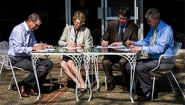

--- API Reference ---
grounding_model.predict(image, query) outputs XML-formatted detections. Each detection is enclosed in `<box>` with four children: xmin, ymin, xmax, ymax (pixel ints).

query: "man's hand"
<box><xmin>110</xmin><ymin>42</ymin><xmax>122</xmax><ymax>46</ymax></box>
<box><xmin>101</xmin><ymin>40</ymin><xmax>108</xmax><ymax>47</ymax></box>
<box><xmin>32</xmin><ymin>44</ymin><xmax>45</xmax><ymax>51</ymax></box>
<box><xmin>125</xmin><ymin>40</ymin><xmax>134</xmax><ymax>47</ymax></box>
<box><xmin>130</xmin><ymin>46</ymin><xmax>142</xmax><ymax>52</ymax></box>
<box><xmin>44</xmin><ymin>44</ymin><xmax>54</xmax><ymax>49</ymax></box>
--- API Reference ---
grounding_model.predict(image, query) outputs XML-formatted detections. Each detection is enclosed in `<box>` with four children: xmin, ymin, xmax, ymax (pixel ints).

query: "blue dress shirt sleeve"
<box><xmin>134</xmin><ymin>21</ymin><xmax>174</xmax><ymax>59</ymax></box>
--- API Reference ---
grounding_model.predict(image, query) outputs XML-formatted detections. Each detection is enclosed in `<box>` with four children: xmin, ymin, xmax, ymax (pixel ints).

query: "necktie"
<box><xmin>118</xmin><ymin>25</ymin><xmax>124</xmax><ymax>42</ymax></box>
<box><xmin>74</xmin><ymin>30</ymin><xmax>78</xmax><ymax>44</ymax></box>
<box><xmin>150</xmin><ymin>29</ymin><xmax>156</xmax><ymax>46</ymax></box>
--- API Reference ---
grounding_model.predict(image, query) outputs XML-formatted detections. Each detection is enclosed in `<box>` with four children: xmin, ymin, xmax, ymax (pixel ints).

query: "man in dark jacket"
<box><xmin>101</xmin><ymin>7</ymin><xmax>138</xmax><ymax>91</ymax></box>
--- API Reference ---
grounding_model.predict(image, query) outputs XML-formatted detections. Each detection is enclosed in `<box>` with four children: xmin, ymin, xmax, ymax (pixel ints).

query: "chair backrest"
<box><xmin>154</xmin><ymin>41</ymin><xmax>182</xmax><ymax>72</ymax></box>
<box><xmin>0</xmin><ymin>41</ymin><xmax>9</xmax><ymax>65</ymax></box>
<box><xmin>0</xmin><ymin>41</ymin><xmax>24</xmax><ymax>71</ymax></box>
<box><xmin>90</xmin><ymin>36</ymin><xmax>93</xmax><ymax>46</ymax></box>
<box><xmin>0</xmin><ymin>41</ymin><xmax>10</xmax><ymax>72</ymax></box>
<box><xmin>174</xmin><ymin>41</ymin><xmax>182</xmax><ymax>56</ymax></box>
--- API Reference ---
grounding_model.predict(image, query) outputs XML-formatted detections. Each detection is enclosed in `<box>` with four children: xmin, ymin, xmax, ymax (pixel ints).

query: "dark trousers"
<box><xmin>125</xmin><ymin>59</ymin><xmax>158</xmax><ymax>93</ymax></box>
<box><xmin>102</xmin><ymin>55</ymin><xmax>128</xmax><ymax>85</ymax></box>
<box><xmin>10</xmin><ymin>56</ymin><xmax>53</xmax><ymax>88</ymax></box>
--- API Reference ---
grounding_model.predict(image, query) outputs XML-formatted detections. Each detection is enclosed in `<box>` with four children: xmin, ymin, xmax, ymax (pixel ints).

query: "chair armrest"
<box><xmin>158</xmin><ymin>54</ymin><xmax>175</xmax><ymax>63</ymax></box>
<box><xmin>150</xmin><ymin>54</ymin><xmax>175</xmax><ymax>72</ymax></box>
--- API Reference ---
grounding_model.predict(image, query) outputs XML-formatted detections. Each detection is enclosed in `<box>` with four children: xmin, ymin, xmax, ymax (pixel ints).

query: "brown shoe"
<box><xmin>19</xmin><ymin>85</ymin><xmax>29</xmax><ymax>97</ymax></box>
<box><xmin>107</xmin><ymin>81</ymin><xmax>115</xmax><ymax>91</ymax></box>
<box><xmin>26</xmin><ymin>87</ymin><xmax>38</xmax><ymax>96</ymax></box>
<box><xmin>122</xmin><ymin>85</ymin><xmax>128</xmax><ymax>91</ymax></box>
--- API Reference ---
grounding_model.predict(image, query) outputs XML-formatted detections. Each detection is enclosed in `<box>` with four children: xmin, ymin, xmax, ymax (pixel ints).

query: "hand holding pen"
<box><xmin>32</xmin><ymin>42</ymin><xmax>45</xmax><ymax>50</ymax></box>
<box><xmin>100</xmin><ymin>38</ymin><xmax>108</xmax><ymax>47</ymax></box>
<box><xmin>125</xmin><ymin>37</ymin><xmax>134</xmax><ymax>47</ymax></box>
<box><xmin>68</xmin><ymin>38</ymin><xmax>77</xmax><ymax>47</ymax></box>
<box><xmin>40</xmin><ymin>41</ymin><xmax>54</xmax><ymax>49</ymax></box>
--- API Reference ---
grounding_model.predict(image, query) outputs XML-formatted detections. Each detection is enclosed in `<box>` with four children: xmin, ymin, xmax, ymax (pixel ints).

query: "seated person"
<box><xmin>101</xmin><ymin>7</ymin><xmax>138</xmax><ymax>91</ymax></box>
<box><xmin>8</xmin><ymin>13</ymin><xmax>53</xmax><ymax>97</ymax></box>
<box><xmin>58</xmin><ymin>11</ymin><xmax>92</xmax><ymax>93</ymax></box>
<box><xmin>125</xmin><ymin>8</ymin><xmax>174</xmax><ymax>101</ymax></box>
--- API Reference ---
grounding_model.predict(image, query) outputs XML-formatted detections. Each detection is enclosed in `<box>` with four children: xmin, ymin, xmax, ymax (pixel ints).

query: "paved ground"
<box><xmin>0</xmin><ymin>54</ymin><xmax>185</xmax><ymax>105</ymax></box>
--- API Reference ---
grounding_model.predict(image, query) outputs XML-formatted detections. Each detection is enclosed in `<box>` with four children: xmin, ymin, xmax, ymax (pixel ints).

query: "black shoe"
<box><xmin>107</xmin><ymin>81</ymin><xmax>115</xmax><ymax>91</ymax></box>
<box><xmin>78</xmin><ymin>88</ymin><xmax>88</xmax><ymax>94</ymax></box>
<box><xmin>73</xmin><ymin>88</ymin><xmax>88</xmax><ymax>94</ymax></box>
<box><xmin>73</xmin><ymin>89</ymin><xmax>82</xmax><ymax>94</ymax></box>
<box><xmin>136</xmin><ymin>87</ymin><xmax>143</xmax><ymax>97</ymax></box>
<box><xmin>137</xmin><ymin>89</ymin><xmax>158</xmax><ymax>101</ymax></box>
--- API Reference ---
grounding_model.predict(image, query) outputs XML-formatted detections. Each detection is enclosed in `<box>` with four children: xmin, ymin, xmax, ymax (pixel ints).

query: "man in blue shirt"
<box><xmin>125</xmin><ymin>8</ymin><xmax>174</xmax><ymax>101</ymax></box>
<box><xmin>8</xmin><ymin>13</ymin><xmax>53</xmax><ymax>97</ymax></box>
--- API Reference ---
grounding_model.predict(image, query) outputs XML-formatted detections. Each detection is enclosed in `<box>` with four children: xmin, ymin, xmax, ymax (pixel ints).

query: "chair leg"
<box><xmin>169</xmin><ymin>71</ymin><xmax>185</xmax><ymax>98</ymax></box>
<box><xmin>59</xmin><ymin>68</ymin><xmax>63</xmax><ymax>88</ymax></box>
<box><xmin>104</xmin><ymin>73</ymin><xmax>107</xmax><ymax>90</ymax></box>
<box><xmin>8</xmin><ymin>76</ymin><xmax>14</xmax><ymax>90</ymax></box>
<box><xmin>14</xmin><ymin>76</ymin><xmax>23</xmax><ymax>99</ymax></box>
<box><xmin>49</xmin><ymin>71</ymin><xmax>52</xmax><ymax>91</ymax></box>
<box><xmin>0</xmin><ymin>65</ymin><xmax>3</xmax><ymax>74</ymax></box>
<box><xmin>0</xmin><ymin>59</ymin><xmax>6</xmax><ymax>74</ymax></box>
<box><xmin>11</xmin><ymin>69</ymin><xmax>22</xmax><ymax>99</ymax></box>
<box><xmin>166</xmin><ymin>72</ymin><xmax>175</xmax><ymax>92</ymax></box>
<box><xmin>151</xmin><ymin>72</ymin><xmax>156</xmax><ymax>101</ymax></box>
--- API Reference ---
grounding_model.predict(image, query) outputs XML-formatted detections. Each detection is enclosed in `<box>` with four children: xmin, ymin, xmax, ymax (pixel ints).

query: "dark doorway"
<box><xmin>0</xmin><ymin>0</ymin><xmax>102</xmax><ymax>45</ymax></box>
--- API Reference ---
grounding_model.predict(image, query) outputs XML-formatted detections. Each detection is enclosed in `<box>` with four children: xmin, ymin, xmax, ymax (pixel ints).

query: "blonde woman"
<box><xmin>58</xmin><ymin>11</ymin><xmax>92</xmax><ymax>93</ymax></box>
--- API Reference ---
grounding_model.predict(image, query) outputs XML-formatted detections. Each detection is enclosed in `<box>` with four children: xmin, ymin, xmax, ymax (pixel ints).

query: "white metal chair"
<box><xmin>150</xmin><ymin>41</ymin><xmax>185</xmax><ymax>101</ymax></box>
<box><xmin>0</xmin><ymin>41</ymin><xmax>53</xmax><ymax>99</ymax></box>
<box><xmin>0</xmin><ymin>41</ymin><xmax>24</xmax><ymax>99</ymax></box>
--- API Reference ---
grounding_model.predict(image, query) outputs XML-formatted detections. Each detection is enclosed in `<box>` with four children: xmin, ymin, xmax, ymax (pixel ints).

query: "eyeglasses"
<box><xmin>146</xmin><ymin>19</ymin><xmax>155</xmax><ymax>23</ymax></box>
<box><xmin>32</xmin><ymin>21</ymin><xmax>39</xmax><ymax>27</ymax></box>
<box><xmin>74</xmin><ymin>21</ymin><xmax>82</xmax><ymax>25</ymax></box>
<box><xmin>118</xmin><ymin>16</ymin><xmax>128</xmax><ymax>21</ymax></box>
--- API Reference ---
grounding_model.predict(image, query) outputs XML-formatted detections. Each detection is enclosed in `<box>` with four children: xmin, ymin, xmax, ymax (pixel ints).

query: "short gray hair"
<box><xmin>27</xmin><ymin>13</ymin><xmax>42</xmax><ymax>24</ymax></box>
<box><xmin>145</xmin><ymin>8</ymin><xmax>161</xmax><ymax>19</ymax></box>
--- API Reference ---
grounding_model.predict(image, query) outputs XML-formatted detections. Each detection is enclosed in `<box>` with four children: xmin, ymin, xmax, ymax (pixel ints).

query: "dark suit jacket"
<box><xmin>102</xmin><ymin>20</ymin><xmax>138</xmax><ymax>44</ymax></box>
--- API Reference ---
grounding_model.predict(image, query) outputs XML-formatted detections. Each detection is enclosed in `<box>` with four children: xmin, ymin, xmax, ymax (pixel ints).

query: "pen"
<box><xmin>127</xmin><ymin>37</ymin><xmax>130</xmax><ymax>41</ymax></box>
<box><xmin>100</xmin><ymin>38</ymin><xmax>104</xmax><ymax>42</ymax></box>
<box><xmin>71</xmin><ymin>38</ymin><xmax>73</xmax><ymax>42</ymax></box>
<box><xmin>125</xmin><ymin>37</ymin><xmax>130</xmax><ymax>48</ymax></box>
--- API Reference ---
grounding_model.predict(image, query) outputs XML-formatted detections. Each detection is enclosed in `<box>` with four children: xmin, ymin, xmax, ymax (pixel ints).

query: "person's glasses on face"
<box><xmin>146</xmin><ymin>18</ymin><xmax>155</xmax><ymax>23</ymax></box>
<box><xmin>32</xmin><ymin>21</ymin><xmax>39</xmax><ymax>27</ymax></box>
<box><xmin>118</xmin><ymin>16</ymin><xmax>128</xmax><ymax>21</ymax></box>
<box><xmin>74</xmin><ymin>21</ymin><xmax>81</xmax><ymax>26</ymax></box>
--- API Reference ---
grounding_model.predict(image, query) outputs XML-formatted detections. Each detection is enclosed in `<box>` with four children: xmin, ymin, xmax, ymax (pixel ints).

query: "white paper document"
<box><xmin>96</xmin><ymin>45</ymin><xmax>125</xmax><ymax>49</ymax></box>
<box><xmin>62</xmin><ymin>47</ymin><xmax>81</xmax><ymax>49</ymax></box>
<box><xmin>116</xmin><ymin>48</ymin><xmax>130</xmax><ymax>51</ymax></box>
<box><xmin>36</xmin><ymin>49</ymin><xmax>55</xmax><ymax>52</ymax></box>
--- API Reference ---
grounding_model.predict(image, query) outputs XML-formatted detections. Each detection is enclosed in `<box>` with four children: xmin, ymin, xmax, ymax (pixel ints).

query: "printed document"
<box><xmin>96</xmin><ymin>45</ymin><xmax>125</xmax><ymax>49</ymax></box>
